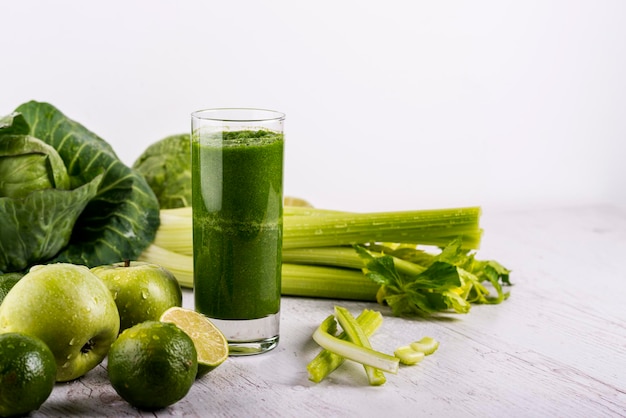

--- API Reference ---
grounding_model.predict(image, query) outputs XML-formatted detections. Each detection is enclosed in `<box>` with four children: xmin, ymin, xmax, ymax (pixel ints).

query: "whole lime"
<box><xmin>0</xmin><ymin>333</ymin><xmax>57</xmax><ymax>417</ymax></box>
<box><xmin>107</xmin><ymin>321</ymin><xmax>198</xmax><ymax>410</ymax></box>
<box><xmin>91</xmin><ymin>261</ymin><xmax>182</xmax><ymax>332</ymax></box>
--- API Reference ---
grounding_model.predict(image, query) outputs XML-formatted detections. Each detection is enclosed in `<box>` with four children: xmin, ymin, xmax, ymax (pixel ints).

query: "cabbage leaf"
<box><xmin>0</xmin><ymin>135</ymin><xmax>71</xmax><ymax>198</ymax></box>
<box><xmin>0</xmin><ymin>173</ymin><xmax>102</xmax><ymax>272</ymax></box>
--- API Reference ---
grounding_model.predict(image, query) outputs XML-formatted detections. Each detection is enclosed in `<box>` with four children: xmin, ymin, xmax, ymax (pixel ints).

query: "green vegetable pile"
<box><xmin>0</xmin><ymin>101</ymin><xmax>160</xmax><ymax>277</ymax></box>
<box><xmin>134</xmin><ymin>135</ymin><xmax>512</xmax><ymax>317</ymax></box>
<box><xmin>0</xmin><ymin>102</ymin><xmax>512</xmax><ymax>318</ymax></box>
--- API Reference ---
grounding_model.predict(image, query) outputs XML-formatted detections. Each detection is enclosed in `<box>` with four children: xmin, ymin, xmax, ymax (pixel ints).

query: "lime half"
<box><xmin>160</xmin><ymin>307</ymin><xmax>229</xmax><ymax>377</ymax></box>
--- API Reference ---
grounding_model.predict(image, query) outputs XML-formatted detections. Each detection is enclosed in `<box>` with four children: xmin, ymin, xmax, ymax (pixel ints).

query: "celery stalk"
<box><xmin>137</xmin><ymin>246</ymin><xmax>382</xmax><ymax>300</ymax></box>
<box><xmin>281</xmin><ymin>264</ymin><xmax>379</xmax><ymax>301</ymax></box>
<box><xmin>150</xmin><ymin>208</ymin><xmax>193</xmax><ymax>256</ymax></box>
<box><xmin>154</xmin><ymin>206</ymin><xmax>483</xmax><ymax>252</ymax></box>
<box><xmin>312</xmin><ymin>315</ymin><xmax>399</xmax><ymax>374</ymax></box>
<box><xmin>282</xmin><ymin>246</ymin><xmax>427</xmax><ymax>276</ymax></box>
<box><xmin>284</xmin><ymin>206</ymin><xmax>347</xmax><ymax>217</ymax></box>
<box><xmin>138</xmin><ymin>244</ymin><xmax>194</xmax><ymax>287</ymax></box>
<box><xmin>307</xmin><ymin>309</ymin><xmax>383</xmax><ymax>383</ymax></box>
<box><xmin>283</xmin><ymin>207</ymin><xmax>482</xmax><ymax>250</ymax></box>
<box><xmin>282</xmin><ymin>247</ymin><xmax>365</xmax><ymax>269</ymax></box>
<box><xmin>334</xmin><ymin>306</ymin><xmax>386</xmax><ymax>386</ymax></box>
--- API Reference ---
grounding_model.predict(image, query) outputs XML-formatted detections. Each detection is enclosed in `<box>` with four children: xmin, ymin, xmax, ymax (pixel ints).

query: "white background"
<box><xmin>2</xmin><ymin>0</ymin><xmax>625</xmax><ymax>212</ymax></box>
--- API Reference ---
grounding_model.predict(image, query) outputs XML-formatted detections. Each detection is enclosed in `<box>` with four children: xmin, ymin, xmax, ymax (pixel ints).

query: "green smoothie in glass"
<box><xmin>191</xmin><ymin>108</ymin><xmax>284</xmax><ymax>355</ymax></box>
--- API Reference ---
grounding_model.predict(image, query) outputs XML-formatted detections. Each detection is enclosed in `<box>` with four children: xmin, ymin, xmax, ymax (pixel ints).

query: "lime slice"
<box><xmin>160</xmin><ymin>307</ymin><xmax>229</xmax><ymax>376</ymax></box>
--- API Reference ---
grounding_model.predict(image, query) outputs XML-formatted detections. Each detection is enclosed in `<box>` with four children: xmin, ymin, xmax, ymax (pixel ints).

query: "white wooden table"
<box><xmin>35</xmin><ymin>205</ymin><xmax>626</xmax><ymax>417</ymax></box>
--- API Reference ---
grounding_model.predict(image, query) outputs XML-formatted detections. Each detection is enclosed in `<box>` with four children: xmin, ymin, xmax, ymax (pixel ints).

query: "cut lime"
<box><xmin>160</xmin><ymin>307</ymin><xmax>229</xmax><ymax>377</ymax></box>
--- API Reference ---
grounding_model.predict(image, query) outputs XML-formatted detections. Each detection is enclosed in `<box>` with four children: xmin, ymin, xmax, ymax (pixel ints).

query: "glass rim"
<box><xmin>191</xmin><ymin>108</ymin><xmax>285</xmax><ymax>123</ymax></box>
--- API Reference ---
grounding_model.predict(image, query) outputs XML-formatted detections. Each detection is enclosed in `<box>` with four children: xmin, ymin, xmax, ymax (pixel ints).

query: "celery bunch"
<box><xmin>139</xmin><ymin>204</ymin><xmax>511</xmax><ymax>316</ymax></box>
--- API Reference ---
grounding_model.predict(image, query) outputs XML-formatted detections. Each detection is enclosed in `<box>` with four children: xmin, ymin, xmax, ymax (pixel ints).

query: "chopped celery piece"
<box><xmin>394</xmin><ymin>346</ymin><xmax>425</xmax><ymax>365</ymax></box>
<box><xmin>307</xmin><ymin>309</ymin><xmax>383</xmax><ymax>383</ymax></box>
<box><xmin>410</xmin><ymin>337</ymin><xmax>440</xmax><ymax>355</ymax></box>
<box><xmin>312</xmin><ymin>315</ymin><xmax>399</xmax><ymax>375</ymax></box>
<box><xmin>334</xmin><ymin>306</ymin><xmax>386</xmax><ymax>386</ymax></box>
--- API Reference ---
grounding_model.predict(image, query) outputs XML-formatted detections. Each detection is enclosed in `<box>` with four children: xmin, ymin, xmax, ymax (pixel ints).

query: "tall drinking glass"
<box><xmin>191</xmin><ymin>108</ymin><xmax>284</xmax><ymax>355</ymax></box>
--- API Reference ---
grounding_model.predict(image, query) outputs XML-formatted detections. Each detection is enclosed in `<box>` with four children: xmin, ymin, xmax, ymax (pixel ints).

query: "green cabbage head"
<box><xmin>132</xmin><ymin>133</ymin><xmax>191</xmax><ymax>209</ymax></box>
<box><xmin>0</xmin><ymin>117</ymin><xmax>102</xmax><ymax>272</ymax></box>
<box><xmin>0</xmin><ymin>102</ymin><xmax>159</xmax><ymax>274</ymax></box>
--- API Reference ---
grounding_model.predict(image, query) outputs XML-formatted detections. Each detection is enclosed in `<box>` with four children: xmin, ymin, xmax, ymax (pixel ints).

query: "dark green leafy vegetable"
<box><xmin>132</xmin><ymin>134</ymin><xmax>191</xmax><ymax>209</ymax></box>
<box><xmin>0</xmin><ymin>113</ymin><xmax>102</xmax><ymax>272</ymax></box>
<box><xmin>356</xmin><ymin>239</ymin><xmax>511</xmax><ymax>316</ymax></box>
<box><xmin>0</xmin><ymin>101</ymin><xmax>160</xmax><ymax>273</ymax></box>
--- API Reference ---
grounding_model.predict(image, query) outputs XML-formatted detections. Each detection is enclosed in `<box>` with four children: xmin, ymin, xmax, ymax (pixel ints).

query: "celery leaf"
<box><xmin>354</xmin><ymin>240</ymin><xmax>511</xmax><ymax>317</ymax></box>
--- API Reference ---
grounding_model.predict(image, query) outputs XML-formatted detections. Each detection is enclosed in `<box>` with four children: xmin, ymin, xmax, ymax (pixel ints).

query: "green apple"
<box><xmin>0</xmin><ymin>263</ymin><xmax>120</xmax><ymax>382</ymax></box>
<box><xmin>91</xmin><ymin>261</ymin><xmax>182</xmax><ymax>332</ymax></box>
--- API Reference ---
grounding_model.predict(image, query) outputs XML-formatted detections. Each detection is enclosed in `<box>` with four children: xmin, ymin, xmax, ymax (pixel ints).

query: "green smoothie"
<box><xmin>192</xmin><ymin>130</ymin><xmax>283</xmax><ymax>320</ymax></box>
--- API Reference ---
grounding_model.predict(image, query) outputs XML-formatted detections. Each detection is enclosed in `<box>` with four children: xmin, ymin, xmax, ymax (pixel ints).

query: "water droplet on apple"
<box><xmin>69</xmin><ymin>337</ymin><xmax>76</xmax><ymax>346</ymax></box>
<box><xmin>62</xmin><ymin>361</ymin><xmax>70</xmax><ymax>368</ymax></box>
<box><xmin>141</xmin><ymin>291</ymin><xmax>149</xmax><ymax>300</ymax></box>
